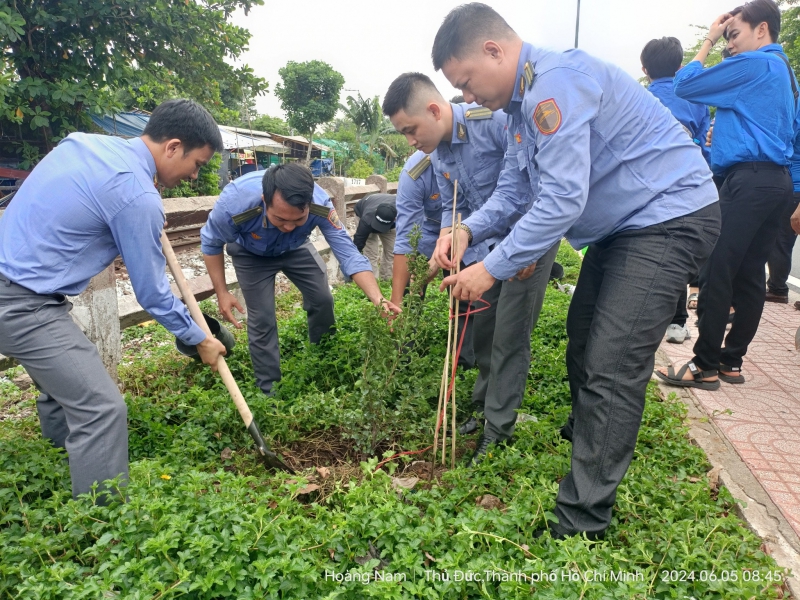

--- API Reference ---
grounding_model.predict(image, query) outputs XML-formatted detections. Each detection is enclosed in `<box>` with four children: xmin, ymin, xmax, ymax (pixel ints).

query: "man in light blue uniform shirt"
<box><xmin>390</xmin><ymin>151</ymin><xmax>442</xmax><ymax>304</ymax></box>
<box><xmin>660</xmin><ymin>0</ymin><xmax>796</xmax><ymax>389</ymax></box>
<box><xmin>641</xmin><ymin>36</ymin><xmax>714</xmax><ymax>345</ymax></box>
<box><xmin>0</xmin><ymin>99</ymin><xmax>228</xmax><ymax>501</ymax></box>
<box><xmin>201</xmin><ymin>163</ymin><xmax>399</xmax><ymax>396</ymax></box>
<box><xmin>384</xmin><ymin>72</ymin><xmax>559</xmax><ymax>462</ymax></box>
<box><xmin>433</xmin><ymin>3</ymin><xmax>719</xmax><ymax>539</ymax></box>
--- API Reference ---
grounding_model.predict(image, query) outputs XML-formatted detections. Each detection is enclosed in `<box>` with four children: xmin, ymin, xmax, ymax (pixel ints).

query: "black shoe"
<box><xmin>559</xmin><ymin>414</ymin><xmax>574</xmax><ymax>442</ymax></box>
<box><xmin>468</xmin><ymin>434</ymin><xmax>511</xmax><ymax>466</ymax></box>
<box><xmin>533</xmin><ymin>521</ymin><xmax>605</xmax><ymax>541</ymax></box>
<box><xmin>549</xmin><ymin>261</ymin><xmax>564</xmax><ymax>281</ymax></box>
<box><xmin>765</xmin><ymin>291</ymin><xmax>789</xmax><ymax>304</ymax></box>
<box><xmin>446</xmin><ymin>416</ymin><xmax>479</xmax><ymax>436</ymax></box>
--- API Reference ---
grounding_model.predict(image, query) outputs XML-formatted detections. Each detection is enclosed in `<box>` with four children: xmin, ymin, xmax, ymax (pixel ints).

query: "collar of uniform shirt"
<box><xmin>506</xmin><ymin>42</ymin><xmax>536</xmax><ymax>113</ymax></box>
<box><xmin>449</xmin><ymin>102</ymin><xmax>468</xmax><ymax>145</ymax></box>
<box><xmin>130</xmin><ymin>137</ymin><xmax>157</xmax><ymax>182</ymax></box>
<box><xmin>649</xmin><ymin>77</ymin><xmax>674</xmax><ymax>86</ymax></box>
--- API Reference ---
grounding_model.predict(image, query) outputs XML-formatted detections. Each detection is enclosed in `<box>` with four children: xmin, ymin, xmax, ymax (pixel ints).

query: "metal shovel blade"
<box><xmin>247</xmin><ymin>419</ymin><xmax>295</xmax><ymax>474</ymax></box>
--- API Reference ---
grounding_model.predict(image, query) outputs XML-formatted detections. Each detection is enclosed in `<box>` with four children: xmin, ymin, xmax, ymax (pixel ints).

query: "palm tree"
<box><xmin>340</xmin><ymin>93</ymin><xmax>397</xmax><ymax>160</ymax></box>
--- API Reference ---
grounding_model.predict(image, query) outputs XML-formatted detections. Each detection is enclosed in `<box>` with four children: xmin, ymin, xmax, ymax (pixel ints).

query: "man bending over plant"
<box><xmin>200</xmin><ymin>164</ymin><xmax>400</xmax><ymax>397</ymax></box>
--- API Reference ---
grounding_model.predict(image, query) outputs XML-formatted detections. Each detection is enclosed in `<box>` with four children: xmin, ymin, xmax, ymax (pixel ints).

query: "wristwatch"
<box><xmin>456</xmin><ymin>223</ymin><xmax>473</xmax><ymax>245</ymax></box>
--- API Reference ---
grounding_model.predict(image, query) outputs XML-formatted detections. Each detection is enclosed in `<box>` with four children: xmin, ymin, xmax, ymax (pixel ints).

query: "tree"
<box><xmin>339</xmin><ymin>93</ymin><xmax>397</xmax><ymax>157</ymax></box>
<box><xmin>682</xmin><ymin>26</ymin><xmax>725</xmax><ymax>69</ymax></box>
<box><xmin>0</xmin><ymin>0</ymin><xmax>267</xmax><ymax>163</ymax></box>
<box><xmin>275</xmin><ymin>60</ymin><xmax>344</xmax><ymax>164</ymax></box>
<box><xmin>248</xmin><ymin>114</ymin><xmax>292</xmax><ymax>135</ymax></box>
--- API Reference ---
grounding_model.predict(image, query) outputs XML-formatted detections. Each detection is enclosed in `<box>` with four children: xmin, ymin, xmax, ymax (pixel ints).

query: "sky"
<box><xmin>229</xmin><ymin>0</ymin><xmax>735</xmax><ymax>120</ymax></box>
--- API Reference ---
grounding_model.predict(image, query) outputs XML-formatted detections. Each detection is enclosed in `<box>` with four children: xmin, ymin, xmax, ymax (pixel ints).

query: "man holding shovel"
<box><xmin>200</xmin><ymin>163</ymin><xmax>400</xmax><ymax>397</ymax></box>
<box><xmin>0</xmin><ymin>99</ymin><xmax>228</xmax><ymax>501</ymax></box>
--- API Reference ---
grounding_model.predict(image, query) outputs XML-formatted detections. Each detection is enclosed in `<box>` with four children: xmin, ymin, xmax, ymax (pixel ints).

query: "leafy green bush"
<box><xmin>161</xmin><ymin>152</ymin><xmax>222</xmax><ymax>198</ymax></box>
<box><xmin>0</xmin><ymin>242</ymin><xmax>787</xmax><ymax>599</ymax></box>
<box><xmin>347</xmin><ymin>158</ymin><xmax>373</xmax><ymax>179</ymax></box>
<box><xmin>385</xmin><ymin>165</ymin><xmax>402</xmax><ymax>182</ymax></box>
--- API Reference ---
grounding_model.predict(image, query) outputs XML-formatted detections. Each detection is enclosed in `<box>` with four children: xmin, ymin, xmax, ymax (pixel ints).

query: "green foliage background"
<box><xmin>0</xmin><ymin>243</ymin><xmax>788</xmax><ymax>598</ymax></box>
<box><xmin>0</xmin><ymin>0</ymin><xmax>267</xmax><ymax>162</ymax></box>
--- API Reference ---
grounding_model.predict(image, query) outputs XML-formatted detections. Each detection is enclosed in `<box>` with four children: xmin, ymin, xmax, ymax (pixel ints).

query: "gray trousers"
<box><xmin>471</xmin><ymin>241</ymin><xmax>559</xmax><ymax>440</ymax></box>
<box><xmin>0</xmin><ymin>276</ymin><xmax>128</xmax><ymax>499</ymax></box>
<box><xmin>559</xmin><ymin>203</ymin><xmax>720</xmax><ymax>534</ymax></box>
<box><xmin>227</xmin><ymin>241</ymin><xmax>334</xmax><ymax>394</ymax></box>
<box><xmin>363</xmin><ymin>230</ymin><xmax>396</xmax><ymax>281</ymax></box>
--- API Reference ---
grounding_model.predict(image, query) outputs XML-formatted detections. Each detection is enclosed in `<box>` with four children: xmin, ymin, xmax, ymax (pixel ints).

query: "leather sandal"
<box><xmin>655</xmin><ymin>361</ymin><xmax>720</xmax><ymax>390</ymax></box>
<box><xmin>718</xmin><ymin>364</ymin><xmax>745</xmax><ymax>384</ymax></box>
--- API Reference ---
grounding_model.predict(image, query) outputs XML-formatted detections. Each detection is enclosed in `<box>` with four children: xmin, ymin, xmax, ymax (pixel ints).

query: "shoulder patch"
<box><xmin>309</xmin><ymin>203</ymin><xmax>331</xmax><ymax>218</ymax></box>
<box><xmin>407</xmin><ymin>155</ymin><xmax>431</xmax><ymax>180</ymax></box>
<box><xmin>464</xmin><ymin>107</ymin><xmax>492</xmax><ymax>120</ymax></box>
<box><xmin>231</xmin><ymin>205</ymin><xmax>263</xmax><ymax>226</ymax></box>
<box><xmin>327</xmin><ymin>208</ymin><xmax>342</xmax><ymax>230</ymax></box>
<box><xmin>533</xmin><ymin>99</ymin><xmax>562</xmax><ymax>135</ymax></box>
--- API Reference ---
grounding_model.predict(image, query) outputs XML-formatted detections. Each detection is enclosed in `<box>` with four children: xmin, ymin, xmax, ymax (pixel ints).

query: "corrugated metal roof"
<box><xmin>89</xmin><ymin>113</ymin><xmax>288</xmax><ymax>153</ymax></box>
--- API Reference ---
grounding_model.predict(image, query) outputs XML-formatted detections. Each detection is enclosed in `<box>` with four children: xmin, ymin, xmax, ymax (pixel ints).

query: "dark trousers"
<box><xmin>558</xmin><ymin>203</ymin><xmax>720</xmax><ymax>533</ymax></box>
<box><xmin>434</xmin><ymin>266</ymin><xmax>476</xmax><ymax>369</ymax></box>
<box><xmin>671</xmin><ymin>287</ymin><xmax>689</xmax><ymax>326</ymax></box>
<box><xmin>471</xmin><ymin>241</ymin><xmax>559</xmax><ymax>440</ymax></box>
<box><xmin>766</xmin><ymin>192</ymin><xmax>800</xmax><ymax>296</ymax></box>
<box><xmin>227</xmin><ymin>241</ymin><xmax>335</xmax><ymax>394</ymax></box>
<box><xmin>693</xmin><ymin>164</ymin><xmax>792</xmax><ymax>371</ymax></box>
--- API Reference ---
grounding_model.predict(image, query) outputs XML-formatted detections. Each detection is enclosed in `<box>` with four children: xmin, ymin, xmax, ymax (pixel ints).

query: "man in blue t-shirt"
<box><xmin>659</xmin><ymin>0</ymin><xmax>797</xmax><ymax>389</ymax></box>
<box><xmin>641</xmin><ymin>36</ymin><xmax>713</xmax><ymax>344</ymax></box>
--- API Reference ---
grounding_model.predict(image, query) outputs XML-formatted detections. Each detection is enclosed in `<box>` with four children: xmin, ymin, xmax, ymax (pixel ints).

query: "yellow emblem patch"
<box><xmin>251</xmin><ymin>232</ymin><xmax>262</xmax><ymax>240</ymax></box>
<box><xmin>533</xmin><ymin>98</ymin><xmax>562</xmax><ymax>135</ymax></box>
<box><xmin>430</xmin><ymin>193</ymin><xmax>440</xmax><ymax>200</ymax></box>
<box><xmin>443</xmin><ymin>172</ymin><xmax>450</xmax><ymax>180</ymax></box>
<box><xmin>514</xmin><ymin>132</ymin><xmax>522</xmax><ymax>144</ymax></box>
<box><xmin>327</xmin><ymin>208</ymin><xmax>342</xmax><ymax>230</ymax></box>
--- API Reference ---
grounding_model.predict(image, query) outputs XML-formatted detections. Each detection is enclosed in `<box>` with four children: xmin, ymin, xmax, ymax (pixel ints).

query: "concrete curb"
<box><xmin>654</xmin><ymin>348</ymin><xmax>800</xmax><ymax>598</ymax></box>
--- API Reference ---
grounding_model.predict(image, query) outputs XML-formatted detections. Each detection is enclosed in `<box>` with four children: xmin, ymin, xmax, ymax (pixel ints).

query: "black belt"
<box><xmin>726</xmin><ymin>161</ymin><xmax>788</xmax><ymax>176</ymax></box>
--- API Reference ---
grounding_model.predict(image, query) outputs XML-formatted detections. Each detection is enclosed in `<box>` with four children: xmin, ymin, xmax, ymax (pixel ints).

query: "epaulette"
<box><xmin>309</xmin><ymin>203</ymin><xmax>331</xmax><ymax>218</ymax></box>
<box><xmin>231</xmin><ymin>205</ymin><xmax>263</xmax><ymax>225</ymax></box>
<box><xmin>407</xmin><ymin>155</ymin><xmax>431</xmax><ymax>180</ymax></box>
<box><xmin>464</xmin><ymin>107</ymin><xmax>493</xmax><ymax>120</ymax></box>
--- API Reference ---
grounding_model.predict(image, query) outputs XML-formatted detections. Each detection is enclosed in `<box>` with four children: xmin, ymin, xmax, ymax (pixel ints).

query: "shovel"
<box><xmin>160</xmin><ymin>230</ymin><xmax>295</xmax><ymax>474</ymax></box>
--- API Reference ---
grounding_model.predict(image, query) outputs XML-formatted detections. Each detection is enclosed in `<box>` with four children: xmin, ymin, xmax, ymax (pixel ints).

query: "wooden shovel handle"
<box><xmin>160</xmin><ymin>230</ymin><xmax>254</xmax><ymax>426</ymax></box>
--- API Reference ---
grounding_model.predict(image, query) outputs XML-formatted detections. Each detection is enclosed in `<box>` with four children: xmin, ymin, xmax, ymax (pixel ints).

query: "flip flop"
<box><xmin>655</xmin><ymin>362</ymin><xmax>720</xmax><ymax>390</ymax></box>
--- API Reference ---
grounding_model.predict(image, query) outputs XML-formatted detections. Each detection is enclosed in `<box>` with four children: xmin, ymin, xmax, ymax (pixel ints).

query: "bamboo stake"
<box><xmin>441</xmin><ymin>181</ymin><xmax>460</xmax><ymax>465</ymax></box>
<box><xmin>450</xmin><ymin>213</ymin><xmax>461</xmax><ymax>469</ymax></box>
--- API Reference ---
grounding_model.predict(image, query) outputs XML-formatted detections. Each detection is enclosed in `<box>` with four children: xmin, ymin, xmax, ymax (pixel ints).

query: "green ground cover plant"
<box><xmin>0</xmin><ymin>243</ymin><xmax>790</xmax><ymax>599</ymax></box>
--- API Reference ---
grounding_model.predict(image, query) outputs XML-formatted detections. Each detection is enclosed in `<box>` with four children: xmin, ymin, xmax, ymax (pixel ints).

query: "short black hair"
<box><xmin>261</xmin><ymin>163</ymin><xmax>315</xmax><ymax>209</ymax></box>
<box><xmin>640</xmin><ymin>37</ymin><xmax>684</xmax><ymax>79</ymax></box>
<box><xmin>382</xmin><ymin>72</ymin><xmax>441</xmax><ymax>117</ymax></box>
<box><xmin>432</xmin><ymin>3</ymin><xmax>516</xmax><ymax>71</ymax></box>
<box><xmin>143</xmin><ymin>99</ymin><xmax>223</xmax><ymax>154</ymax></box>
<box><xmin>726</xmin><ymin>0</ymin><xmax>781</xmax><ymax>43</ymax></box>
<box><xmin>450</xmin><ymin>94</ymin><xmax>465</xmax><ymax>103</ymax></box>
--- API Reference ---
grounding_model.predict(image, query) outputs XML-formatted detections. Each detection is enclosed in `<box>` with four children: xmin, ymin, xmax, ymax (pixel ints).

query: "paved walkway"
<box><xmin>658</xmin><ymin>295</ymin><xmax>800</xmax><ymax>537</ymax></box>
